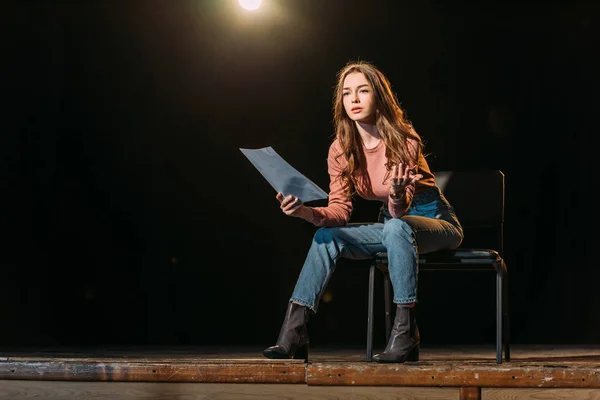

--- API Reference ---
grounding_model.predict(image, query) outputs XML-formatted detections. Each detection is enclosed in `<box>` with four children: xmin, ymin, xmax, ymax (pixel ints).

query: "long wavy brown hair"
<box><xmin>332</xmin><ymin>60</ymin><xmax>423</xmax><ymax>196</ymax></box>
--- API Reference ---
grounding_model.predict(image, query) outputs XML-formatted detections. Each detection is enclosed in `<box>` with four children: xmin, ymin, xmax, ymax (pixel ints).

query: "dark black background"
<box><xmin>1</xmin><ymin>0</ymin><xmax>598</xmax><ymax>349</ymax></box>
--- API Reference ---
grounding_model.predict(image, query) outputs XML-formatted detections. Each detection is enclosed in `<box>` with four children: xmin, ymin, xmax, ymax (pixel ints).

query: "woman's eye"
<box><xmin>360</xmin><ymin>89</ymin><xmax>369</xmax><ymax>93</ymax></box>
<box><xmin>342</xmin><ymin>92</ymin><xmax>350</xmax><ymax>96</ymax></box>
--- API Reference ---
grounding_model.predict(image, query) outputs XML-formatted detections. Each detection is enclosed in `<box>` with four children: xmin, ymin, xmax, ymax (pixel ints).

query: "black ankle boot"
<box><xmin>263</xmin><ymin>302</ymin><xmax>310</xmax><ymax>361</ymax></box>
<box><xmin>372</xmin><ymin>304</ymin><xmax>420</xmax><ymax>363</ymax></box>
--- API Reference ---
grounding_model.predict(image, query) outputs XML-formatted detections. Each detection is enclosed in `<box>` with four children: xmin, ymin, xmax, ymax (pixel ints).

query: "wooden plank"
<box><xmin>485</xmin><ymin>388</ymin><xmax>600</xmax><ymax>399</ymax></box>
<box><xmin>460</xmin><ymin>386</ymin><xmax>481</xmax><ymax>400</ymax></box>
<box><xmin>3</xmin><ymin>358</ymin><xmax>600</xmax><ymax>388</ymax></box>
<box><xmin>0</xmin><ymin>380</ymin><xmax>460</xmax><ymax>400</ymax></box>
<box><xmin>307</xmin><ymin>363</ymin><xmax>600</xmax><ymax>388</ymax></box>
<box><xmin>2</xmin><ymin>345</ymin><xmax>600</xmax><ymax>390</ymax></box>
<box><xmin>3</xmin><ymin>380</ymin><xmax>600</xmax><ymax>400</ymax></box>
<box><xmin>0</xmin><ymin>360</ymin><xmax>306</xmax><ymax>384</ymax></box>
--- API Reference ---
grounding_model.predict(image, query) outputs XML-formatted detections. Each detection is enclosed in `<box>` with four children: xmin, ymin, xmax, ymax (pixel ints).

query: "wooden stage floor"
<box><xmin>1</xmin><ymin>344</ymin><xmax>600</xmax><ymax>399</ymax></box>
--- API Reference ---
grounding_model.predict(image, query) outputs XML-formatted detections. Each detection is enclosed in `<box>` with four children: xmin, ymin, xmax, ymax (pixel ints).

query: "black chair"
<box><xmin>366</xmin><ymin>170</ymin><xmax>510</xmax><ymax>364</ymax></box>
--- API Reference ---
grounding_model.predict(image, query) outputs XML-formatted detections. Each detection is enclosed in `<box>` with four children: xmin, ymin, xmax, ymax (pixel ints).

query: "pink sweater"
<box><xmin>310</xmin><ymin>135</ymin><xmax>435</xmax><ymax>227</ymax></box>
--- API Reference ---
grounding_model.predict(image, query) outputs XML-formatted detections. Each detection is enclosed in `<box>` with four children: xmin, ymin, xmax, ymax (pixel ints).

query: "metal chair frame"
<box><xmin>365</xmin><ymin>170</ymin><xmax>510</xmax><ymax>364</ymax></box>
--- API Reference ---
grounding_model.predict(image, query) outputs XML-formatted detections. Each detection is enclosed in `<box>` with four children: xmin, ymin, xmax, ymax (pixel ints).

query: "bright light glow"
<box><xmin>238</xmin><ymin>0</ymin><xmax>262</xmax><ymax>11</ymax></box>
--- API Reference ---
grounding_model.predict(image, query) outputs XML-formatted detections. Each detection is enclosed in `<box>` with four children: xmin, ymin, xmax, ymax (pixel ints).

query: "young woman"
<box><xmin>263</xmin><ymin>60</ymin><xmax>464</xmax><ymax>363</ymax></box>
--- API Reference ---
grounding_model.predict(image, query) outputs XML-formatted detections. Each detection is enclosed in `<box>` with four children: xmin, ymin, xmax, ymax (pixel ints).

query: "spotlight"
<box><xmin>238</xmin><ymin>0</ymin><xmax>262</xmax><ymax>11</ymax></box>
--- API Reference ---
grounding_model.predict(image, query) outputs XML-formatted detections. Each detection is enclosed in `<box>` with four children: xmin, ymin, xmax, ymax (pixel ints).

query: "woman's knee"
<box><xmin>313</xmin><ymin>227</ymin><xmax>341</xmax><ymax>245</ymax></box>
<box><xmin>382</xmin><ymin>218</ymin><xmax>414</xmax><ymax>241</ymax></box>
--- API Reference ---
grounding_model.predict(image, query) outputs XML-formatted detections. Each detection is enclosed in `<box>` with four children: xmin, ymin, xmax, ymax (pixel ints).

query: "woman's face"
<box><xmin>342</xmin><ymin>72</ymin><xmax>376</xmax><ymax>124</ymax></box>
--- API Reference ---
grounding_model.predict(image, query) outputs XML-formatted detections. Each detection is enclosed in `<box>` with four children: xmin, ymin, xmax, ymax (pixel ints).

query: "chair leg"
<box><xmin>503</xmin><ymin>261</ymin><xmax>510</xmax><ymax>361</ymax></box>
<box><xmin>383</xmin><ymin>272</ymin><xmax>392</xmax><ymax>343</ymax></box>
<box><xmin>383</xmin><ymin>270</ymin><xmax>392</xmax><ymax>343</ymax></box>
<box><xmin>496</xmin><ymin>261</ymin><xmax>503</xmax><ymax>364</ymax></box>
<box><xmin>367</xmin><ymin>263</ymin><xmax>376</xmax><ymax>362</ymax></box>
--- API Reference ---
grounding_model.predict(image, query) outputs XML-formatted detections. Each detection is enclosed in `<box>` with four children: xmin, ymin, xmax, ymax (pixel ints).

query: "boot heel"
<box><xmin>293</xmin><ymin>343</ymin><xmax>309</xmax><ymax>362</ymax></box>
<box><xmin>406</xmin><ymin>346</ymin><xmax>419</xmax><ymax>362</ymax></box>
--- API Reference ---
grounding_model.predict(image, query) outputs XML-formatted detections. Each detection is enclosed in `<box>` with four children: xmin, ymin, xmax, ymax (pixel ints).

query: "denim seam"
<box><xmin>394</xmin><ymin>297</ymin><xmax>418</xmax><ymax>304</ymax></box>
<box><xmin>292</xmin><ymin>254</ymin><xmax>339</xmax><ymax>314</ymax></box>
<box><xmin>315</xmin><ymin>260</ymin><xmax>338</xmax><ymax>313</ymax></box>
<box><xmin>289</xmin><ymin>298</ymin><xmax>316</xmax><ymax>313</ymax></box>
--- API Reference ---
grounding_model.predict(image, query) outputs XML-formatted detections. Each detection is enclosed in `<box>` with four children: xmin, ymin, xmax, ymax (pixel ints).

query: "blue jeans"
<box><xmin>290</xmin><ymin>186</ymin><xmax>464</xmax><ymax>313</ymax></box>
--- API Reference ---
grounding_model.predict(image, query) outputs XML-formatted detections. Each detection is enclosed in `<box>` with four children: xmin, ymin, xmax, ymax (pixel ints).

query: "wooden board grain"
<box><xmin>0</xmin><ymin>381</ymin><xmax>460</xmax><ymax>400</ymax></box>
<box><xmin>0</xmin><ymin>360</ymin><xmax>306</xmax><ymax>384</ymax></box>
<box><xmin>306</xmin><ymin>362</ymin><xmax>600</xmax><ymax>388</ymax></box>
<box><xmin>2</xmin><ymin>381</ymin><xmax>600</xmax><ymax>400</ymax></box>
<box><xmin>1</xmin><ymin>344</ymin><xmax>600</xmax><ymax>389</ymax></box>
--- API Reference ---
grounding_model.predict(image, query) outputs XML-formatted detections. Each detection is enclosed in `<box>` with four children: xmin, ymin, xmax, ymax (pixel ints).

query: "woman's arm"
<box><xmin>308</xmin><ymin>141</ymin><xmax>353</xmax><ymax>227</ymax></box>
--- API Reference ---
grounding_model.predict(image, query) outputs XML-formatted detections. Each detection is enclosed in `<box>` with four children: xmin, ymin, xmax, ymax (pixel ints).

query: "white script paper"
<box><xmin>240</xmin><ymin>147</ymin><xmax>328</xmax><ymax>203</ymax></box>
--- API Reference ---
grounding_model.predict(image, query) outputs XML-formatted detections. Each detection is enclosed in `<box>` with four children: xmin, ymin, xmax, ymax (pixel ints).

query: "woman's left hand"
<box><xmin>276</xmin><ymin>192</ymin><xmax>314</xmax><ymax>221</ymax></box>
<box><xmin>390</xmin><ymin>163</ymin><xmax>423</xmax><ymax>199</ymax></box>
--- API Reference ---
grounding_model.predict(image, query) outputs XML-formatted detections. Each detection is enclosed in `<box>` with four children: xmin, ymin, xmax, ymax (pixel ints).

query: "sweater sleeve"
<box><xmin>309</xmin><ymin>141</ymin><xmax>353</xmax><ymax>227</ymax></box>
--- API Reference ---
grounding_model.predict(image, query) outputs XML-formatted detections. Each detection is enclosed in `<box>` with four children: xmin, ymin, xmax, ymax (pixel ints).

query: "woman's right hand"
<box><xmin>276</xmin><ymin>193</ymin><xmax>313</xmax><ymax>221</ymax></box>
<box><xmin>390</xmin><ymin>163</ymin><xmax>422</xmax><ymax>199</ymax></box>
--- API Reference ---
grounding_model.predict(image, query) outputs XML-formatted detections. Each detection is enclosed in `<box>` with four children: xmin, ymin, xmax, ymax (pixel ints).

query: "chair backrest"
<box><xmin>433</xmin><ymin>170</ymin><xmax>505</xmax><ymax>255</ymax></box>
